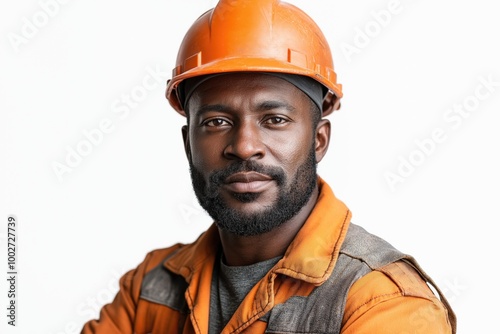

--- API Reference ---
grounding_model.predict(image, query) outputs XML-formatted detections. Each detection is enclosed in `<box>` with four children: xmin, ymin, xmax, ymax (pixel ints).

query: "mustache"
<box><xmin>209</xmin><ymin>161</ymin><xmax>286</xmax><ymax>188</ymax></box>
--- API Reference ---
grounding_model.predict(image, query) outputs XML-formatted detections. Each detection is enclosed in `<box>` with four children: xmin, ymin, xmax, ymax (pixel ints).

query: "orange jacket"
<box><xmin>82</xmin><ymin>179</ymin><xmax>455</xmax><ymax>333</ymax></box>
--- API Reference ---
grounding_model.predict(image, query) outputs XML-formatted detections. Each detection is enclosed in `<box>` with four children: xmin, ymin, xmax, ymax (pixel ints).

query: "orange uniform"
<box><xmin>81</xmin><ymin>179</ymin><xmax>455</xmax><ymax>333</ymax></box>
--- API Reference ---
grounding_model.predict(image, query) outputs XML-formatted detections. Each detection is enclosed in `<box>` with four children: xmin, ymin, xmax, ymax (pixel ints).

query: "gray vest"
<box><xmin>141</xmin><ymin>223</ymin><xmax>455</xmax><ymax>333</ymax></box>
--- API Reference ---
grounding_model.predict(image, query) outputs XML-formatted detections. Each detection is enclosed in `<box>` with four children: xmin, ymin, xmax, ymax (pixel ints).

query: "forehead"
<box><xmin>186</xmin><ymin>72</ymin><xmax>311</xmax><ymax>111</ymax></box>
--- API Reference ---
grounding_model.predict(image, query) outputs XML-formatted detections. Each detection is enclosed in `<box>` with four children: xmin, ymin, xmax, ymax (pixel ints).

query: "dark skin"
<box><xmin>182</xmin><ymin>73</ymin><xmax>335</xmax><ymax>266</ymax></box>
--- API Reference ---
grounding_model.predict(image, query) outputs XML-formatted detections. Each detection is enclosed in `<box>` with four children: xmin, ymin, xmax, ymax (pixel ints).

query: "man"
<box><xmin>82</xmin><ymin>0</ymin><xmax>456</xmax><ymax>333</ymax></box>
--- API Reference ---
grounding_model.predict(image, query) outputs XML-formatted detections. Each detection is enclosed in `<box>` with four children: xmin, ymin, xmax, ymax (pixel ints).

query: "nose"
<box><xmin>223</xmin><ymin>121</ymin><xmax>265</xmax><ymax>161</ymax></box>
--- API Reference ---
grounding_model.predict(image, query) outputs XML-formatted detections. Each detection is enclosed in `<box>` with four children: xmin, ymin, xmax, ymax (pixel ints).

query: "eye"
<box><xmin>203</xmin><ymin>118</ymin><xmax>231</xmax><ymax>127</ymax></box>
<box><xmin>263</xmin><ymin>116</ymin><xmax>289</xmax><ymax>125</ymax></box>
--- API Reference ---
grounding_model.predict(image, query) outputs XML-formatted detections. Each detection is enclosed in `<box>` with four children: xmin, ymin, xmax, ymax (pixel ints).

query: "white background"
<box><xmin>1</xmin><ymin>0</ymin><xmax>499</xmax><ymax>333</ymax></box>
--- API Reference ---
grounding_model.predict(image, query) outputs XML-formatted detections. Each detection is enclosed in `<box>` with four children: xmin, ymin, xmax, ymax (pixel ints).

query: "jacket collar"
<box><xmin>273</xmin><ymin>177</ymin><xmax>351</xmax><ymax>284</ymax></box>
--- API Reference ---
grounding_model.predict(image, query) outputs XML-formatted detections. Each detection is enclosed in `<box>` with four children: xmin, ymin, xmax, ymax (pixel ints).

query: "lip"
<box><xmin>225</xmin><ymin>171</ymin><xmax>273</xmax><ymax>183</ymax></box>
<box><xmin>224</xmin><ymin>172</ymin><xmax>274</xmax><ymax>193</ymax></box>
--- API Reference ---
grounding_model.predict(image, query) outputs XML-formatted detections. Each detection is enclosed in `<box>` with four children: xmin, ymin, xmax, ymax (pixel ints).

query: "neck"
<box><xmin>218</xmin><ymin>186</ymin><xmax>319</xmax><ymax>266</ymax></box>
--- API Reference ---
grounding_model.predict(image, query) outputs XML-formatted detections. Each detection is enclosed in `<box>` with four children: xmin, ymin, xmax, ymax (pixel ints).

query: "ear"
<box><xmin>322</xmin><ymin>93</ymin><xmax>339</xmax><ymax>115</ymax></box>
<box><xmin>181</xmin><ymin>125</ymin><xmax>191</xmax><ymax>161</ymax></box>
<box><xmin>315</xmin><ymin>119</ymin><xmax>331</xmax><ymax>163</ymax></box>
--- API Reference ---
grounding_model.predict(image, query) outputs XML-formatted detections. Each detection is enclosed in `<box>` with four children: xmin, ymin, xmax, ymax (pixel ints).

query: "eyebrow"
<box><xmin>257</xmin><ymin>101</ymin><xmax>296</xmax><ymax>113</ymax></box>
<box><xmin>194</xmin><ymin>104</ymin><xmax>230</xmax><ymax>115</ymax></box>
<box><xmin>194</xmin><ymin>100</ymin><xmax>296</xmax><ymax>115</ymax></box>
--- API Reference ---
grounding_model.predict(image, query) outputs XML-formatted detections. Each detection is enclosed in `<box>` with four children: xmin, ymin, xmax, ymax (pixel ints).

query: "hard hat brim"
<box><xmin>166</xmin><ymin>57</ymin><xmax>342</xmax><ymax>116</ymax></box>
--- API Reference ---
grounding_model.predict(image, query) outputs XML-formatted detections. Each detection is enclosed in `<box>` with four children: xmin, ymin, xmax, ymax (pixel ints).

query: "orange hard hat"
<box><xmin>166</xmin><ymin>0</ymin><xmax>342</xmax><ymax>116</ymax></box>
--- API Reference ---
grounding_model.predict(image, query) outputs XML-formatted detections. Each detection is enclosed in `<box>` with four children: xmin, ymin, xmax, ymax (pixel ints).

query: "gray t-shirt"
<box><xmin>209</xmin><ymin>253</ymin><xmax>281</xmax><ymax>333</ymax></box>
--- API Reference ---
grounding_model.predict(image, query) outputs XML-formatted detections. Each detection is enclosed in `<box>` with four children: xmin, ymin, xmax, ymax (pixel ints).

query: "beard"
<box><xmin>189</xmin><ymin>144</ymin><xmax>318</xmax><ymax>237</ymax></box>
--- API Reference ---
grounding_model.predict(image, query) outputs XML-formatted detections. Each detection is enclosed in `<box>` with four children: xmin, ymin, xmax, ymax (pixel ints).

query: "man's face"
<box><xmin>183</xmin><ymin>73</ymin><xmax>325</xmax><ymax>236</ymax></box>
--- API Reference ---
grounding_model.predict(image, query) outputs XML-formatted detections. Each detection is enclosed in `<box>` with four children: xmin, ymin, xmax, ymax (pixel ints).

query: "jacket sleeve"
<box><xmin>341</xmin><ymin>261</ymin><xmax>455</xmax><ymax>334</ymax></box>
<box><xmin>81</xmin><ymin>268</ymin><xmax>139</xmax><ymax>334</ymax></box>
<box><xmin>80</xmin><ymin>247</ymin><xmax>180</xmax><ymax>334</ymax></box>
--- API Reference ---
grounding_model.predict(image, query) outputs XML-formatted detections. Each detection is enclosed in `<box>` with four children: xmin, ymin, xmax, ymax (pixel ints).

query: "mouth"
<box><xmin>223</xmin><ymin>171</ymin><xmax>274</xmax><ymax>193</ymax></box>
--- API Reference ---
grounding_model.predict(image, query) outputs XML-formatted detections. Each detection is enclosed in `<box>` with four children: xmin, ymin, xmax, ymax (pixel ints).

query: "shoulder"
<box><xmin>118</xmin><ymin>243</ymin><xmax>186</xmax><ymax>296</ymax></box>
<box><xmin>140</xmin><ymin>244</ymin><xmax>185</xmax><ymax>274</ymax></box>
<box><xmin>342</xmin><ymin>260</ymin><xmax>453</xmax><ymax>333</ymax></box>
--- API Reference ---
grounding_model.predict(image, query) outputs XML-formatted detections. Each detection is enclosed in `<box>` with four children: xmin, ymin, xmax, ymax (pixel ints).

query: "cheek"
<box><xmin>266</xmin><ymin>127</ymin><xmax>313</xmax><ymax>171</ymax></box>
<box><xmin>189</xmin><ymin>132</ymin><xmax>224</xmax><ymax>170</ymax></box>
